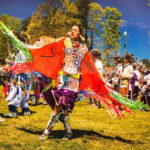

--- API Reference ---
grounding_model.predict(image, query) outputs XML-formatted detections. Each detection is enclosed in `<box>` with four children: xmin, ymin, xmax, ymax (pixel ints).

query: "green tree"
<box><xmin>27</xmin><ymin>0</ymin><xmax>80</xmax><ymax>43</ymax></box>
<box><xmin>0</xmin><ymin>32</ymin><xmax>7</xmax><ymax>61</ymax></box>
<box><xmin>21</xmin><ymin>17</ymin><xmax>31</xmax><ymax>31</ymax></box>
<box><xmin>0</xmin><ymin>14</ymin><xmax>22</xmax><ymax>62</ymax></box>
<box><xmin>40</xmin><ymin>0</ymin><xmax>64</xmax><ymax>17</ymax></box>
<box><xmin>141</xmin><ymin>59</ymin><xmax>150</xmax><ymax>68</ymax></box>
<box><xmin>49</xmin><ymin>0</ymin><xmax>80</xmax><ymax>38</ymax></box>
<box><xmin>101</xmin><ymin>7</ymin><xmax>123</xmax><ymax>65</ymax></box>
<box><xmin>75</xmin><ymin>0</ymin><xmax>95</xmax><ymax>43</ymax></box>
<box><xmin>88</xmin><ymin>3</ymin><xmax>104</xmax><ymax>50</ymax></box>
<box><xmin>0</xmin><ymin>14</ymin><xmax>22</xmax><ymax>31</ymax></box>
<box><xmin>26</xmin><ymin>5</ymin><xmax>45</xmax><ymax>43</ymax></box>
<box><xmin>63</xmin><ymin>0</ymin><xmax>81</xmax><ymax>27</ymax></box>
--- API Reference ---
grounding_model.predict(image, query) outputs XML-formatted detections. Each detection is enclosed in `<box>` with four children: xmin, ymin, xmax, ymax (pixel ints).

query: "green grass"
<box><xmin>0</xmin><ymin>85</ymin><xmax>150</xmax><ymax>150</ymax></box>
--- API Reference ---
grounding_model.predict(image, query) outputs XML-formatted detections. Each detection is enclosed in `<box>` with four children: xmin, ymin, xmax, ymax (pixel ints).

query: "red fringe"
<box><xmin>8</xmin><ymin>62</ymin><xmax>33</xmax><ymax>74</ymax></box>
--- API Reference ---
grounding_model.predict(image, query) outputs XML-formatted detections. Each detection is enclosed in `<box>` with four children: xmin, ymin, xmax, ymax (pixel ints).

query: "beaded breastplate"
<box><xmin>63</xmin><ymin>38</ymin><xmax>88</xmax><ymax>75</ymax></box>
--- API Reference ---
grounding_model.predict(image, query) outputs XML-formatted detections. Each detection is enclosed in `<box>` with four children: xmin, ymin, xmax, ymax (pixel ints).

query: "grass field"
<box><xmin>0</xmin><ymin>85</ymin><xmax>150</xmax><ymax>150</ymax></box>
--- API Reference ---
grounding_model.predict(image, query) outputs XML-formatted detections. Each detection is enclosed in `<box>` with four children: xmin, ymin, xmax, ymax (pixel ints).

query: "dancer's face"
<box><xmin>70</xmin><ymin>25</ymin><xmax>80</xmax><ymax>41</ymax></box>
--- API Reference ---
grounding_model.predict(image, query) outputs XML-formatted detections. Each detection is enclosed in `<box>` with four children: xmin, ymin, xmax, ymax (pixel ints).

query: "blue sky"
<box><xmin>0</xmin><ymin>0</ymin><xmax>150</xmax><ymax>60</ymax></box>
<box><xmin>99</xmin><ymin>0</ymin><xmax>150</xmax><ymax>60</ymax></box>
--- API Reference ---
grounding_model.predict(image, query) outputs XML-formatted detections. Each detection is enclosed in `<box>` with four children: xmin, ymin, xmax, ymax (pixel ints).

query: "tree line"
<box><xmin>0</xmin><ymin>0</ymin><xmax>149</xmax><ymax>65</ymax></box>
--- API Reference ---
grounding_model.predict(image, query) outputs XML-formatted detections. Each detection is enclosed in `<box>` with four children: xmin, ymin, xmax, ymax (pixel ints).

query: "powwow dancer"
<box><xmin>40</xmin><ymin>25</ymin><xmax>88</xmax><ymax>140</ymax></box>
<box><xmin>5</xmin><ymin>76</ymin><xmax>22</xmax><ymax>117</ymax></box>
<box><xmin>4</xmin><ymin>74</ymin><xmax>30</xmax><ymax>117</ymax></box>
<box><xmin>0</xmin><ymin>21</ymin><xmax>147</xmax><ymax>140</ymax></box>
<box><xmin>3</xmin><ymin>32</ymin><xmax>31</xmax><ymax>117</ymax></box>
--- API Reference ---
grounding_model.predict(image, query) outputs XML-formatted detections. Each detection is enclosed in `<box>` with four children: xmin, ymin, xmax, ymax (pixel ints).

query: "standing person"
<box><xmin>4</xmin><ymin>77</ymin><xmax>19</xmax><ymax>117</ymax></box>
<box><xmin>141</xmin><ymin>71</ymin><xmax>150</xmax><ymax>110</ymax></box>
<box><xmin>143</xmin><ymin>64</ymin><xmax>150</xmax><ymax>75</ymax></box>
<box><xmin>91</xmin><ymin>50</ymin><xmax>104</xmax><ymax>80</ymax></box>
<box><xmin>90</xmin><ymin>50</ymin><xmax>103</xmax><ymax>108</ymax></box>
<box><xmin>132</xmin><ymin>63</ymin><xmax>141</xmax><ymax>100</ymax></box>
<box><xmin>112</xmin><ymin>54</ymin><xmax>123</xmax><ymax>92</ymax></box>
<box><xmin>4</xmin><ymin>75</ymin><xmax>30</xmax><ymax>117</ymax></box>
<box><xmin>40</xmin><ymin>25</ymin><xmax>88</xmax><ymax>140</ymax></box>
<box><xmin>104</xmin><ymin>70</ymin><xmax>113</xmax><ymax>87</ymax></box>
<box><xmin>120</xmin><ymin>54</ymin><xmax>134</xmax><ymax>98</ymax></box>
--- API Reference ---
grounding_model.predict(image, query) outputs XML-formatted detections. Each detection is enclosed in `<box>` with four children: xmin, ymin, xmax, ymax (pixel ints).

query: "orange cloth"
<box><xmin>29</xmin><ymin>39</ymin><xmax>108</xmax><ymax>94</ymax></box>
<box><xmin>29</xmin><ymin>39</ymin><xmax>65</xmax><ymax>79</ymax></box>
<box><xmin>80</xmin><ymin>51</ymin><xmax>108</xmax><ymax>94</ymax></box>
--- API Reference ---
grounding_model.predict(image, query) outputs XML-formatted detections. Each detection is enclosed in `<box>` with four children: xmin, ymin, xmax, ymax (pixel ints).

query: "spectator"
<box><xmin>120</xmin><ymin>53</ymin><xmax>134</xmax><ymax>98</ymax></box>
<box><xmin>133</xmin><ymin>63</ymin><xmax>141</xmax><ymax>100</ymax></box>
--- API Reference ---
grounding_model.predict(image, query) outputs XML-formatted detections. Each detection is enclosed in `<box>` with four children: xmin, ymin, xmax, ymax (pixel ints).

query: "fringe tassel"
<box><xmin>0</xmin><ymin>21</ymin><xmax>32</xmax><ymax>62</ymax></box>
<box><xmin>83</xmin><ymin>86</ymin><xmax>147</xmax><ymax>118</ymax></box>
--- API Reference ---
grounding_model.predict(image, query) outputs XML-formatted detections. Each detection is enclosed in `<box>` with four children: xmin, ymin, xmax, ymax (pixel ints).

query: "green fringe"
<box><xmin>0</xmin><ymin>21</ymin><xmax>32</xmax><ymax>62</ymax></box>
<box><xmin>109</xmin><ymin>92</ymin><xmax>148</xmax><ymax>110</ymax></box>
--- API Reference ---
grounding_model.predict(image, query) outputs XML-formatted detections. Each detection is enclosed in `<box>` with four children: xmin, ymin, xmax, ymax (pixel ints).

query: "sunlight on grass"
<box><xmin>0</xmin><ymin>85</ymin><xmax>150</xmax><ymax>150</ymax></box>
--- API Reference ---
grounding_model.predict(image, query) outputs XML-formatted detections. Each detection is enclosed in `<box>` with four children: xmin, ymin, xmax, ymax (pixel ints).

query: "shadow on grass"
<box><xmin>15</xmin><ymin>127</ymin><xmax>143</xmax><ymax>144</ymax></box>
<box><xmin>29</xmin><ymin>102</ymin><xmax>47</xmax><ymax>106</ymax></box>
<box><xmin>0</xmin><ymin>113</ymin><xmax>4</xmax><ymax>116</ymax></box>
<box><xmin>17</xmin><ymin>111</ymin><xmax>36</xmax><ymax>116</ymax></box>
<box><xmin>1</xmin><ymin>111</ymin><xmax>36</xmax><ymax>118</ymax></box>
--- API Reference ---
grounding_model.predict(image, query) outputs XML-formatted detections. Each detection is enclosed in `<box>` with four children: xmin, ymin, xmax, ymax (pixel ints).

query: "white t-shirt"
<box><xmin>134</xmin><ymin>70</ymin><xmax>141</xmax><ymax>87</ymax></box>
<box><xmin>122</xmin><ymin>64</ymin><xmax>134</xmax><ymax>79</ymax></box>
<box><xmin>144</xmin><ymin>74</ymin><xmax>150</xmax><ymax>86</ymax></box>
<box><xmin>116</xmin><ymin>64</ymin><xmax>123</xmax><ymax>76</ymax></box>
<box><xmin>95</xmin><ymin>59</ymin><xmax>103</xmax><ymax>74</ymax></box>
<box><xmin>121</xmin><ymin>64</ymin><xmax>134</xmax><ymax>90</ymax></box>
